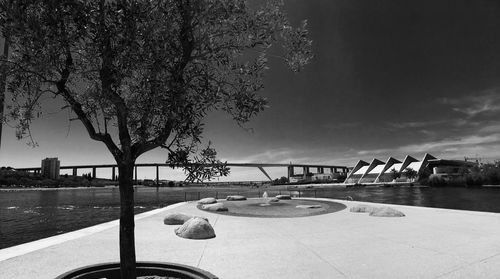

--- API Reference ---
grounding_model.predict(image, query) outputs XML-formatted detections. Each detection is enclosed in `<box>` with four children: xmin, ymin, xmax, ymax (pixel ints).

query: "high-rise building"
<box><xmin>41</xmin><ymin>158</ymin><xmax>60</xmax><ymax>179</ymax></box>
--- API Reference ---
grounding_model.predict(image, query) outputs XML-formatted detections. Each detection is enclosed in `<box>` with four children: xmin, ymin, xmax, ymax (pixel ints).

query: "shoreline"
<box><xmin>0</xmin><ymin>185</ymin><xmax>120</xmax><ymax>192</ymax></box>
<box><xmin>3</xmin><ymin>182</ymin><xmax>500</xmax><ymax>192</ymax></box>
<box><xmin>2</xmin><ymin>199</ymin><xmax>500</xmax><ymax>278</ymax></box>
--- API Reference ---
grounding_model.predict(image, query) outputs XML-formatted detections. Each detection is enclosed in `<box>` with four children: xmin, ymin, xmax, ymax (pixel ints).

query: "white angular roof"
<box><xmin>406</xmin><ymin>161</ymin><xmax>424</xmax><ymax>172</ymax></box>
<box><xmin>388</xmin><ymin>163</ymin><xmax>403</xmax><ymax>172</ymax></box>
<box><xmin>354</xmin><ymin>166</ymin><xmax>369</xmax><ymax>175</ymax></box>
<box><xmin>369</xmin><ymin>164</ymin><xmax>386</xmax><ymax>174</ymax></box>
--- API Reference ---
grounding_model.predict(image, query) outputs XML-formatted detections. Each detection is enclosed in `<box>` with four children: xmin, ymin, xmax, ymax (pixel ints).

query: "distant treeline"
<box><xmin>0</xmin><ymin>168</ymin><xmax>117</xmax><ymax>188</ymax></box>
<box><xmin>422</xmin><ymin>162</ymin><xmax>500</xmax><ymax>187</ymax></box>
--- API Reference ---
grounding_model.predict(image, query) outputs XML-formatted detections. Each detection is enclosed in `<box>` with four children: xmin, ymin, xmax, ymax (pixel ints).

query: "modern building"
<box><xmin>427</xmin><ymin>159</ymin><xmax>477</xmax><ymax>181</ymax></box>
<box><xmin>344</xmin><ymin>153</ymin><xmax>475</xmax><ymax>184</ymax></box>
<box><xmin>41</xmin><ymin>157</ymin><xmax>60</xmax><ymax>179</ymax></box>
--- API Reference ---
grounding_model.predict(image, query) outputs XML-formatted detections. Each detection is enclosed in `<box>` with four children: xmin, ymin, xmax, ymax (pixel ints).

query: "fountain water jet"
<box><xmin>259</xmin><ymin>191</ymin><xmax>271</xmax><ymax>206</ymax></box>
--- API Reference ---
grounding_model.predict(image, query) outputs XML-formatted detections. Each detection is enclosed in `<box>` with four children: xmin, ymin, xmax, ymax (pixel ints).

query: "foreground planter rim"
<box><xmin>55</xmin><ymin>261</ymin><xmax>219</xmax><ymax>279</ymax></box>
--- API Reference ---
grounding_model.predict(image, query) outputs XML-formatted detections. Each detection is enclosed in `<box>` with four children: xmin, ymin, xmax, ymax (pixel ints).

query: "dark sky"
<box><xmin>2</xmin><ymin>1</ymin><xmax>500</xmax><ymax>180</ymax></box>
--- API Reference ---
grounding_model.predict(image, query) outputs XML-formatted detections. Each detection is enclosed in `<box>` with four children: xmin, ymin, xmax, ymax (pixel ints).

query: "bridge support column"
<box><xmin>287</xmin><ymin>166</ymin><xmax>294</xmax><ymax>181</ymax></box>
<box><xmin>112</xmin><ymin>167</ymin><xmax>116</xmax><ymax>181</ymax></box>
<box><xmin>134</xmin><ymin>166</ymin><xmax>138</xmax><ymax>184</ymax></box>
<box><xmin>318</xmin><ymin>167</ymin><xmax>324</xmax><ymax>174</ymax></box>
<box><xmin>303</xmin><ymin>167</ymin><xmax>309</xmax><ymax>179</ymax></box>
<box><xmin>92</xmin><ymin>167</ymin><xmax>96</xmax><ymax>179</ymax></box>
<box><xmin>156</xmin><ymin>165</ymin><xmax>159</xmax><ymax>185</ymax></box>
<box><xmin>72</xmin><ymin>168</ymin><xmax>77</xmax><ymax>176</ymax></box>
<box><xmin>258</xmin><ymin>167</ymin><xmax>273</xmax><ymax>181</ymax></box>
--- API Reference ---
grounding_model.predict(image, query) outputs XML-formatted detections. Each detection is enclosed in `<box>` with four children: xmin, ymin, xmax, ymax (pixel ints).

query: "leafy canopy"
<box><xmin>1</xmin><ymin>0</ymin><xmax>312</xmax><ymax>173</ymax></box>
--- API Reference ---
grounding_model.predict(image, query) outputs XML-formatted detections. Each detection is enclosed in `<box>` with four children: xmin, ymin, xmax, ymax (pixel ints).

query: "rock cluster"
<box><xmin>226</xmin><ymin>195</ymin><xmax>247</xmax><ymax>201</ymax></box>
<box><xmin>296</xmin><ymin>204</ymin><xmax>322</xmax><ymax>209</ymax></box>
<box><xmin>268</xmin><ymin>197</ymin><xmax>280</xmax><ymax>203</ymax></box>
<box><xmin>175</xmin><ymin>217</ymin><xmax>216</xmax><ymax>239</ymax></box>
<box><xmin>350</xmin><ymin>205</ymin><xmax>377</xmax><ymax>213</ymax></box>
<box><xmin>164</xmin><ymin>212</ymin><xmax>216</xmax><ymax>239</ymax></box>
<box><xmin>163</xmin><ymin>213</ymin><xmax>193</xmax><ymax>225</ymax></box>
<box><xmin>350</xmin><ymin>205</ymin><xmax>405</xmax><ymax>217</ymax></box>
<box><xmin>370</xmin><ymin>207</ymin><xmax>405</xmax><ymax>217</ymax></box>
<box><xmin>201</xmin><ymin>202</ymin><xmax>228</xmax><ymax>212</ymax></box>
<box><xmin>198</xmin><ymin>197</ymin><xmax>217</xmax><ymax>205</ymax></box>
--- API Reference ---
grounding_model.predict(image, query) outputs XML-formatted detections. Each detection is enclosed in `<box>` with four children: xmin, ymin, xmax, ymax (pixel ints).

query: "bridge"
<box><xmin>16</xmin><ymin>163</ymin><xmax>349</xmax><ymax>183</ymax></box>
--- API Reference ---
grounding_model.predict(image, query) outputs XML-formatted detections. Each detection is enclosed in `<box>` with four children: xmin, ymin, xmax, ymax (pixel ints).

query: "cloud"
<box><xmin>357</xmin><ymin>133</ymin><xmax>500</xmax><ymax>160</ymax></box>
<box><xmin>387</xmin><ymin>120</ymin><xmax>446</xmax><ymax>129</ymax></box>
<box><xmin>440</xmin><ymin>88</ymin><xmax>500</xmax><ymax>118</ymax></box>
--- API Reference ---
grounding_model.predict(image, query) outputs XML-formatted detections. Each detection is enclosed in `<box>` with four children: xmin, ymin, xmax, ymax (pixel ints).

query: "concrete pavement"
<box><xmin>1</xmin><ymin>198</ymin><xmax>500</xmax><ymax>278</ymax></box>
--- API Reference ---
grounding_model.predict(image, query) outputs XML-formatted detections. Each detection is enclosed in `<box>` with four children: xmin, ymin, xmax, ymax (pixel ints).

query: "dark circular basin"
<box><xmin>55</xmin><ymin>262</ymin><xmax>218</xmax><ymax>279</ymax></box>
<box><xmin>198</xmin><ymin>198</ymin><xmax>346</xmax><ymax>218</ymax></box>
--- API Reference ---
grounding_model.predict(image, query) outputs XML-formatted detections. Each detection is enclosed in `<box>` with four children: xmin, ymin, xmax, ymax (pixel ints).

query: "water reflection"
<box><xmin>2</xmin><ymin>186</ymin><xmax>500</xmax><ymax>249</ymax></box>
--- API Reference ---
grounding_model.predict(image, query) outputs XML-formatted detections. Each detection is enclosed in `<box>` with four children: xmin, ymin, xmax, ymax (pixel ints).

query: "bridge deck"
<box><xmin>16</xmin><ymin>162</ymin><xmax>349</xmax><ymax>171</ymax></box>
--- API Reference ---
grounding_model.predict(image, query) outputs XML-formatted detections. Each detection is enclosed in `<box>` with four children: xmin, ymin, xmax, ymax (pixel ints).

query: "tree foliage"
<box><xmin>0</xmin><ymin>0</ymin><xmax>312</xmax><ymax>277</ymax></box>
<box><xmin>404</xmin><ymin>168</ymin><xmax>417</xmax><ymax>181</ymax></box>
<box><xmin>390</xmin><ymin>168</ymin><xmax>400</xmax><ymax>180</ymax></box>
<box><xmin>1</xmin><ymin>0</ymin><xmax>313</xmax><ymax>165</ymax></box>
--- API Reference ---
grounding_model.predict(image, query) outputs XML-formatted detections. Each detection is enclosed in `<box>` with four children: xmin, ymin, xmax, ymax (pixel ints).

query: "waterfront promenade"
<box><xmin>1</xmin><ymin>199</ymin><xmax>500</xmax><ymax>278</ymax></box>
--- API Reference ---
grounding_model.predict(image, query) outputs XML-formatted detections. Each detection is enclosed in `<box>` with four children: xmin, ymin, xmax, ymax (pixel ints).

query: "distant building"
<box><xmin>344</xmin><ymin>153</ymin><xmax>476</xmax><ymax>184</ymax></box>
<box><xmin>289</xmin><ymin>172</ymin><xmax>339</xmax><ymax>183</ymax></box>
<box><xmin>427</xmin><ymin>159</ymin><xmax>476</xmax><ymax>181</ymax></box>
<box><xmin>41</xmin><ymin>158</ymin><xmax>60</xmax><ymax>179</ymax></box>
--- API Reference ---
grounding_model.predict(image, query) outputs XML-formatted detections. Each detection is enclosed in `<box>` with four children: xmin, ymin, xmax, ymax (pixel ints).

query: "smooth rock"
<box><xmin>296</xmin><ymin>204</ymin><xmax>322</xmax><ymax>209</ymax></box>
<box><xmin>226</xmin><ymin>195</ymin><xmax>247</xmax><ymax>201</ymax></box>
<box><xmin>163</xmin><ymin>213</ymin><xmax>192</xmax><ymax>225</ymax></box>
<box><xmin>350</xmin><ymin>205</ymin><xmax>378</xmax><ymax>213</ymax></box>
<box><xmin>275</xmin><ymin>194</ymin><xmax>292</xmax><ymax>200</ymax></box>
<box><xmin>202</xmin><ymin>202</ymin><xmax>228</xmax><ymax>212</ymax></box>
<box><xmin>198</xmin><ymin>197</ymin><xmax>217</xmax><ymax>204</ymax></box>
<box><xmin>175</xmin><ymin>217</ymin><xmax>216</xmax><ymax>239</ymax></box>
<box><xmin>268</xmin><ymin>197</ymin><xmax>280</xmax><ymax>203</ymax></box>
<box><xmin>369</xmin><ymin>207</ymin><xmax>405</xmax><ymax>217</ymax></box>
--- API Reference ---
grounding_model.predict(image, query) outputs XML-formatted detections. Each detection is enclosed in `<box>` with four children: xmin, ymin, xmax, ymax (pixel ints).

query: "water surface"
<box><xmin>1</xmin><ymin>186</ymin><xmax>500</xmax><ymax>249</ymax></box>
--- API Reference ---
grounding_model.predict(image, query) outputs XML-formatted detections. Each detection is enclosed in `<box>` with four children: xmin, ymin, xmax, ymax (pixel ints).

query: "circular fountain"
<box><xmin>197</xmin><ymin>193</ymin><xmax>346</xmax><ymax>218</ymax></box>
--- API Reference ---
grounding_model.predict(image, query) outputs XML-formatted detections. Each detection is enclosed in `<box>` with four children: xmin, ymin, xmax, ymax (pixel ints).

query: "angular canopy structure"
<box><xmin>344</xmin><ymin>154</ymin><xmax>438</xmax><ymax>184</ymax></box>
<box><xmin>344</xmin><ymin>160</ymin><xmax>369</xmax><ymax>183</ymax></box>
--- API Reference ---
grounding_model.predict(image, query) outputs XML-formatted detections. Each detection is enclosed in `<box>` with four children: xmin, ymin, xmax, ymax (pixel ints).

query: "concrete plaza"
<box><xmin>1</xmin><ymin>198</ymin><xmax>500</xmax><ymax>278</ymax></box>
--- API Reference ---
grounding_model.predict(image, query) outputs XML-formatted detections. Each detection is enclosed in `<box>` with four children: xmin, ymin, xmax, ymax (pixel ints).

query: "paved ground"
<box><xmin>1</xmin><ymin>198</ymin><xmax>500</xmax><ymax>279</ymax></box>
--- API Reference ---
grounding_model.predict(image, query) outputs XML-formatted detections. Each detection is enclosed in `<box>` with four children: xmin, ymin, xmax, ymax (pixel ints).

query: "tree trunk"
<box><xmin>0</xmin><ymin>36</ymin><xmax>9</xmax><ymax>150</ymax></box>
<box><xmin>118</xmin><ymin>162</ymin><xmax>137</xmax><ymax>279</ymax></box>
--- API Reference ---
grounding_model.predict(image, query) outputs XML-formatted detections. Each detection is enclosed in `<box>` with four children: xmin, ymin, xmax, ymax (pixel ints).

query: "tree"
<box><xmin>404</xmin><ymin>168</ymin><xmax>417</xmax><ymax>182</ymax></box>
<box><xmin>390</xmin><ymin>168</ymin><xmax>400</xmax><ymax>181</ymax></box>
<box><xmin>0</xmin><ymin>1</ymin><xmax>312</xmax><ymax>278</ymax></box>
<box><xmin>0</xmin><ymin>0</ymin><xmax>11</xmax><ymax>151</ymax></box>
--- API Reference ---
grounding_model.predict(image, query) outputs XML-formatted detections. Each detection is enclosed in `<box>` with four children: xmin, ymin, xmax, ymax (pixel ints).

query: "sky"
<box><xmin>2</xmin><ymin>0</ymin><xmax>500</xmax><ymax>181</ymax></box>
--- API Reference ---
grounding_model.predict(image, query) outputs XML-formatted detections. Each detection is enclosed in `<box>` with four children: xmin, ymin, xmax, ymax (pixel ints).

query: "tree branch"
<box><xmin>132</xmin><ymin>119</ymin><xmax>173</xmax><ymax>157</ymax></box>
<box><xmin>56</xmin><ymin>25</ymin><xmax>122</xmax><ymax>160</ymax></box>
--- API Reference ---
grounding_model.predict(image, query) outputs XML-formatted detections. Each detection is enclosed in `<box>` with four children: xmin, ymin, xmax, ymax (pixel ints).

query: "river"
<box><xmin>1</xmin><ymin>185</ymin><xmax>500</xmax><ymax>249</ymax></box>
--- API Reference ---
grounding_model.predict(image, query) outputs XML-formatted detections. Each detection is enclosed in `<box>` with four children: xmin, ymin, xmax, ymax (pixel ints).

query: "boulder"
<box><xmin>198</xmin><ymin>197</ymin><xmax>217</xmax><ymax>205</ymax></box>
<box><xmin>350</xmin><ymin>205</ymin><xmax>377</xmax><ymax>213</ymax></box>
<box><xmin>163</xmin><ymin>213</ymin><xmax>193</xmax><ymax>225</ymax></box>
<box><xmin>175</xmin><ymin>217</ymin><xmax>216</xmax><ymax>239</ymax></box>
<box><xmin>296</xmin><ymin>204</ymin><xmax>322</xmax><ymax>209</ymax></box>
<box><xmin>369</xmin><ymin>207</ymin><xmax>405</xmax><ymax>217</ymax></box>
<box><xmin>226</xmin><ymin>195</ymin><xmax>247</xmax><ymax>201</ymax></box>
<box><xmin>275</xmin><ymin>194</ymin><xmax>292</xmax><ymax>200</ymax></box>
<box><xmin>202</xmin><ymin>202</ymin><xmax>228</xmax><ymax>212</ymax></box>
